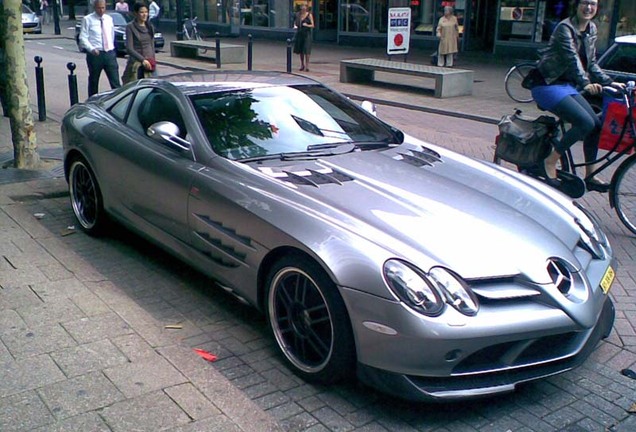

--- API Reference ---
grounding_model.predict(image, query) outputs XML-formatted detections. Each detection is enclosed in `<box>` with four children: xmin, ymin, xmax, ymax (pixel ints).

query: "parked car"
<box><xmin>598</xmin><ymin>34</ymin><xmax>636</xmax><ymax>83</ymax></box>
<box><xmin>22</xmin><ymin>4</ymin><xmax>41</xmax><ymax>34</ymax></box>
<box><xmin>75</xmin><ymin>11</ymin><xmax>165</xmax><ymax>57</ymax></box>
<box><xmin>61</xmin><ymin>71</ymin><xmax>616</xmax><ymax>402</ymax></box>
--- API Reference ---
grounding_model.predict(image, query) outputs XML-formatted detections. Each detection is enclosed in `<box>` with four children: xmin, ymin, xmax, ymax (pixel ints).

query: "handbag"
<box><xmin>521</xmin><ymin>66</ymin><xmax>545</xmax><ymax>90</ymax></box>
<box><xmin>496</xmin><ymin>112</ymin><xmax>558</xmax><ymax>167</ymax></box>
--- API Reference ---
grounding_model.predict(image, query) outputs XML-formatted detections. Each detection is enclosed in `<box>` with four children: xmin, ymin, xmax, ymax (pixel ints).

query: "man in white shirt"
<box><xmin>79</xmin><ymin>0</ymin><xmax>121</xmax><ymax>97</ymax></box>
<box><xmin>149</xmin><ymin>0</ymin><xmax>161</xmax><ymax>31</ymax></box>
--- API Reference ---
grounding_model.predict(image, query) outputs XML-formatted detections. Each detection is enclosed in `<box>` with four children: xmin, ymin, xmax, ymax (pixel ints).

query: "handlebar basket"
<box><xmin>496</xmin><ymin>112</ymin><xmax>558</xmax><ymax>167</ymax></box>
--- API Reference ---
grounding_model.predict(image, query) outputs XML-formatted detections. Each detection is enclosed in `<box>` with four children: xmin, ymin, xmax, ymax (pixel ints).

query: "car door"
<box><xmin>100</xmin><ymin>87</ymin><xmax>199</xmax><ymax>243</ymax></box>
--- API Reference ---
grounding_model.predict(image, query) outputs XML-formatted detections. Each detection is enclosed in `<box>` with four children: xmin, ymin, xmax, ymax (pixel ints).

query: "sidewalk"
<box><xmin>1</xmin><ymin>21</ymin><xmax>635</xmax><ymax>432</ymax></box>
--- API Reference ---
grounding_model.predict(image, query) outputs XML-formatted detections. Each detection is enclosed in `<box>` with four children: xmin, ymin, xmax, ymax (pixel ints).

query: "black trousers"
<box><xmin>86</xmin><ymin>50</ymin><xmax>121</xmax><ymax>97</ymax></box>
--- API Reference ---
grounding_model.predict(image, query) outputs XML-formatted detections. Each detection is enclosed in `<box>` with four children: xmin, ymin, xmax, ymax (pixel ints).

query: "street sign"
<box><xmin>387</xmin><ymin>7</ymin><xmax>411</xmax><ymax>55</ymax></box>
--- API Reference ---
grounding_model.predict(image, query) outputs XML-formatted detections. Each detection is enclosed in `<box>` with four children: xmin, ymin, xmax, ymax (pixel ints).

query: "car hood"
<box><xmin>251</xmin><ymin>138</ymin><xmax>590</xmax><ymax>283</ymax></box>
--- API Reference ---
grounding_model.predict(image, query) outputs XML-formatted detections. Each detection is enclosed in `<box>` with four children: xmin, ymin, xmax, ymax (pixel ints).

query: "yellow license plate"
<box><xmin>600</xmin><ymin>266</ymin><xmax>615</xmax><ymax>294</ymax></box>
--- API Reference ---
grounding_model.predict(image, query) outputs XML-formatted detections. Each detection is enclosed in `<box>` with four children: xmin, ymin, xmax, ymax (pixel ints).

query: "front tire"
<box><xmin>68</xmin><ymin>157</ymin><xmax>107</xmax><ymax>235</ymax></box>
<box><xmin>611</xmin><ymin>154</ymin><xmax>636</xmax><ymax>235</ymax></box>
<box><xmin>265</xmin><ymin>255</ymin><xmax>356</xmax><ymax>384</ymax></box>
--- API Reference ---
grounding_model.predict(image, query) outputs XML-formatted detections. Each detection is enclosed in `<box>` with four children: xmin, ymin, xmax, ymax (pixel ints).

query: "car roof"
<box><xmin>615</xmin><ymin>35</ymin><xmax>636</xmax><ymax>45</ymax></box>
<box><xmin>160</xmin><ymin>71</ymin><xmax>320</xmax><ymax>95</ymax></box>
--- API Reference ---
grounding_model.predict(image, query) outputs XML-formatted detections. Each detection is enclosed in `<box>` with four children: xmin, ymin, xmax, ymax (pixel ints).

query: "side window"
<box><xmin>130</xmin><ymin>88</ymin><xmax>188</xmax><ymax>138</ymax></box>
<box><xmin>109</xmin><ymin>93</ymin><xmax>134</xmax><ymax>121</ymax></box>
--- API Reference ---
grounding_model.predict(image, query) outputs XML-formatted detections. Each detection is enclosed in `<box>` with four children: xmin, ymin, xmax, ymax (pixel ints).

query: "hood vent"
<box><xmin>395</xmin><ymin>147</ymin><xmax>442</xmax><ymax>167</ymax></box>
<box><xmin>261</xmin><ymin>167</ymin><xmax>354</xmax><ymax>187</ymax></box>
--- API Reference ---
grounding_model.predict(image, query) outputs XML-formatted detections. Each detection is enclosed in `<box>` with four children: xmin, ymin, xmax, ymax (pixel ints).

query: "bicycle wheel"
<box><xmin>610</xmin><ymin>154</ymin><xmax>636</xmax><ymax>235</ymax></box>
<box><xmin>504</xmin><ymin>62</ymin><xmax>535</xmax><ymax>103</ymax></box>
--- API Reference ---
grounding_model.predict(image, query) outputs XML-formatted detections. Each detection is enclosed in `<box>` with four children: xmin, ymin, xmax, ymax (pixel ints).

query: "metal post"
<box><xmin>34</xmin><ymin>56</ymin><xmax>46</xmax><ymax>121</ymax></box>
<box><xmin>67</xmin><ymin>63</ymin><xmax>79</xmax><ymax>106</ymax></box>
<box><xmin>247</xmin><ymin>34</ymin><xmax>253</xmax><ymax>71</ymax></box>
<box><xmin>176</xmin><ymin>1</ymin><xmax>184</xmax><ymax>40</ymax></box>
<box><xmin>286</xmin><ymin>39</ymin><xmax>292</xmax><ymax>73</ymax></box>
<box><xmin>215</xmin><ymin>32</ymin><xmax>221</xmax><ymax>69</ymax></box>
<box><xmin>52</xmin><ymin>0</ymin><xmax>61</xmax><ymax>35</ymax></box>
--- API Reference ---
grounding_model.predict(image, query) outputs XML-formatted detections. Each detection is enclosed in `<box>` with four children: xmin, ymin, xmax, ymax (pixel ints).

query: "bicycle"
<box><xmin>494</xmin><ymin>81</ymin><xmax>636</xmax><ymax>235</ymax></box>
<box><xmin>504</xmin><ymin>61</ymin><xmax>537</xmax><ymax>103</ymax></box>
<box><xmin>182</xmin><ymin>16</ymin><xmax>203</xmax><ymax>42</ymax></box>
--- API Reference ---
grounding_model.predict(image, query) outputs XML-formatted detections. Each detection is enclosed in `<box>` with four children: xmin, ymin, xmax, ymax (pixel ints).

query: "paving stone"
<box><xmin>255</xmin><ymin>390</ymin><xmax>291</xmax><ymax>411</ymax></box>
<box><xmin>31</xmin><ymin>412</ymin><xmax>112</xmax><ymax>432</ymax></box>
<box><xmin>50</xmin><ymin>339</ymin><xmax>129</xmax><ymax>377</ymax></box>
<box><xmin>100</xmin><ymin>390</ymin><xmax>191</xmax><ymax>432</ymax></box>
<box><xmin>231</xmin><ymin>370</ymin><xmax>268</xmax><ymax>389</ymax></box>
<box><xmin>0</xmin><ymin>390</ymin><xmax>55</xmax><ymax>432</ymax></box>
<box><xmin>297</xmin><ymin>395</ymin><xmax>327</xmax><ymax>413</ymax></box>
<box><xmin>168</xmin><ymin>414</ymin><xmax>244</xmax><ymax>432</ymax></box>
<box><xmin>36</xmin><ymin>371</ymin><xmax>123</xmax><ymax>420</ymax></box>
<box><xmin>267</xmin><ymin>400</ymin><xmax>306</xmax><ymax>422</ymax></box>
<box><xmin>110</xmin><ymin>333</ymin><xmax>158</xmax><ymax>361</ymax></box>
<box><xmin>37</xmin><ymin>262</ymin><xmax>74</xmax><ymax>282</ymax></box>
<box><xmin>312</xmin><ymin>406</ymin><xmax>355</xmax><ymax>432</ymax></box>
<box><xmin>279</xmin><ymin>412</ymin><xmax>321</xmax><ymax>432</ymax></box>
<box><xmin>244</xmin><ymin>380</ymin><xmax>280</xmax><ymax>399</ymax></box>
<box><xmin>61</xmin><ymin>312</ymin><xmax>134</xmax><ymax>344</ymax></box>
<box><xmin>17</xmin><ymin>297</ymin><xmax>86</xmax><ymax>327</ymax></box>
<box><xmin>164</xmin><ymin>382</ymin><xmax>222</xmax><ymax>420</ymax></box>
<box><xmin>0</xmin><ymin>285</ymin><xmax>45</xmax><ymax>311</ymax></box>
<box><xmin>0</xmin><ymin>354</ymin><xmax>65</xmax><ymax>398</ymax></box>
<box><xmin>261</xmin><ymin>367</ymin><xmax>302</xmax><ymax>392</ymax></box>
<box><xmin>1</xmin><ymin>322</ymin><xmax>76</xmax><ymax>358</ymax></box>
<box><xmin>542</xmin><ymin>406</ymin><xmax>588</xmax><ymax>429</ymax></box>
<box><xmin>104</xmin><ymin>355</ymin><xmax>187</xmax><ymax>398</ymax></box>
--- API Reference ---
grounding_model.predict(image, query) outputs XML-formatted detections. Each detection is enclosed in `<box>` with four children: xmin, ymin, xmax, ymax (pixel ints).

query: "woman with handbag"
<box><xmin>122</xmin><ymin>2</ymin><xmax>157</xmax><ymax>85</ymax></box>
<box><xmin>530</xmin><ymin>0</ymin><xmax>623</xmax><ymax>192</ymax></box>
<box><xmin>293</xmin><ymin>2</ymin><xmax>314</xmax><ymax>72</ymax></box>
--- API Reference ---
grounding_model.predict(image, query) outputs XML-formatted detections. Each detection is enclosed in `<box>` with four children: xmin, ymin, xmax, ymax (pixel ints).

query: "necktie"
<box><xmin>101</xmin><ymin>17</ymin><xmax>109</xmax><ymax>51</ymax></box>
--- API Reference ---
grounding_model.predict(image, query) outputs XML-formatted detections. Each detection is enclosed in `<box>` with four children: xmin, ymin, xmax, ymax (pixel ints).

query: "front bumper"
<box><xmin>343</xmin><ymin>280</ymin><xmax>615</xmax><ymax>401</ymax></box>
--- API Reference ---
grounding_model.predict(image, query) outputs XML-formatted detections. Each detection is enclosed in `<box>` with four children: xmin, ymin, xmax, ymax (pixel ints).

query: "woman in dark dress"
<box><xmin>122</xmin><ymin>2</ymin><xmax>157</xmax><ymax>84</ymax></box>
<box><xmin>293</xmin><ymin>3</ymin><xmax>314</xmax><ymax>72</ymax></box>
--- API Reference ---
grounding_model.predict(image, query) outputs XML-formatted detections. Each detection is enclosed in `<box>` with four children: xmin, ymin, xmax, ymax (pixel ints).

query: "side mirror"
<box><xmin>147</xmin><ymin>121</ymin><xmax>191</xmax><ymax>151</ymax></box>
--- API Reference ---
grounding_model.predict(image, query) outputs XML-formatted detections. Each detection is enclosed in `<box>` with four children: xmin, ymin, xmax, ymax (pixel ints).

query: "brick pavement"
<box><xmin>0</xmin><ymin>20</ymin><xmax>635</xmax><ymax>432</ymax></box>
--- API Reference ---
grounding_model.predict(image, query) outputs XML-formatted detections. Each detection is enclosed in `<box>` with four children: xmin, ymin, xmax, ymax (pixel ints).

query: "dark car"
<box><xmin>598</xmin><ymin>35</ymin><xmax>636</xmax><ymax>83</ymax></box>
<box><xmin>75</xmin><ymin>11</ymin><xmax>165</xmax><ymax>57</ymax></box>
<box><xmin>61</xmin><ymin>71</ymin><xmax>615</xmax><ymax>402</ymax></box>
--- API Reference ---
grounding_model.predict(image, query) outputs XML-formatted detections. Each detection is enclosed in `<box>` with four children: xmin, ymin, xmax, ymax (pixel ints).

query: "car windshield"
<box><xmin>109</xmin><ymin>12</ymin><xmax>129</xmax><ymax>26</ymax></box>
<box><xmin>190</xmin><ymin>85</ymin><xmax>398</xmax><ymax>161</ymax></box>
<box><xmin>601</xmin><ymin>42</ymin><xmax>636</xmax><ymax>74</ymax></box>
<box><xmin>22</xmin><ymin>4</ymin><xmax>34</xmax><ymax>13</ymax></box>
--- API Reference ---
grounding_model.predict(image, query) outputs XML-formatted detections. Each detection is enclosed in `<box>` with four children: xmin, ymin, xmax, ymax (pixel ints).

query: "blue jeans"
<box><xmin>550</xmin><ymin>93</ymin><xmax>601</xmax><ymax>163</ymax></box>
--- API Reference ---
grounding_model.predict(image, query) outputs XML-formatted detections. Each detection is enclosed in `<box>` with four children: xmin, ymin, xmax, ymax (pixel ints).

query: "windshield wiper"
<box><xmin>240</xmin><ymin>143</ymin><xmax>356</xmax><ymax>163</ymax></box>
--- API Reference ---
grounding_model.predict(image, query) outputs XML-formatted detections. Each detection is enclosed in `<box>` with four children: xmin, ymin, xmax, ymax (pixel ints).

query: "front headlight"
<box><xmin>383</xmin><ymin>260</ymin><xmax>444</xmax><ymax>316</ymax></box>
<box><xmin>383</xmin><ymin>260</ymin><xmax>479</xmax><ymax>317</ymax></box>
<box><xmin>154</xmin><ymin>32</ymin><xmax>163</xmax><ymax>38</ymax></box>
<box><xmin>429</xmin><ymin>267</ymin><xmax>479</xmax><ymax>316</ymax></box>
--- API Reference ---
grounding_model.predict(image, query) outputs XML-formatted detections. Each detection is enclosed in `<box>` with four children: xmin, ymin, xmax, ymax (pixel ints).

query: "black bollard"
<box><xmin>247</xmin><ymin>34</ymin><xmax>253</xmax><ymax>71</ymax></box>
<box><xmin>34</xmin><ymin>56</ymin><xmax>46</xmax><ymax>121</ymax></box>
<box><xmin>52</xmin><ymin>0</ymin><xmax>61</xmax><ymax>35</ymax></box>
<box><xmin>67</xmin><ymin>63</ymin><xmax>79</xmax><ymax>106</ymax></box>
<box><xmin>215</xmin><ymin>32</ymin><xmax>221</xmax><ymax>69</ymax></box>
<box><xmin>286</xmin><ymin>39</ymin><xmax>292</xmax><ymax>73</ymax></box>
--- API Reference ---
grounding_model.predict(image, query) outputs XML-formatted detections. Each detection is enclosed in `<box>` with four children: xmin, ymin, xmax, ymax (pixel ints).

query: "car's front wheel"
<box><xmin>265</xmin><ymin>255</ymin><xmax>356</xmax><ymax>384</ymax></box>
<box><xmin>68</xmin><ymin>157</ymin><xmax>107</xmax><ymax>235</ymax></box>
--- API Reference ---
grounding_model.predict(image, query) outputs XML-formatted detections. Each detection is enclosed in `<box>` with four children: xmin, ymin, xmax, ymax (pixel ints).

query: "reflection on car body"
<box><xmin>598</xmin><ymin>35</ymin><xmax>636</xmax><ymax>84</ymax></box>
<box><xmin>61</xmin><ymin>71</ymin><xmax>616</xmax><ymax>402</ymax></box>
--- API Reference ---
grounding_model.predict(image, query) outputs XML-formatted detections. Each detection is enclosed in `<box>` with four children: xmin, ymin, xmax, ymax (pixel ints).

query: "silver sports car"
<box><xmin>61</xmin><ymin>72</ymin><xmax>616</xmax><ymax>401</ymax></box>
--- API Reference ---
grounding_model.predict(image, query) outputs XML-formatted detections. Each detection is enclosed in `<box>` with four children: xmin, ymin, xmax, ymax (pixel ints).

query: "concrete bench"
<box><xmin>340</xmin><ymin>58</ymin><xmax>474</xmax><ymax>98</ymax></box>
<box><xmin>170</xmin><ymin>40</ymin><xmax>245</xmax><ymax>64</ymax></box>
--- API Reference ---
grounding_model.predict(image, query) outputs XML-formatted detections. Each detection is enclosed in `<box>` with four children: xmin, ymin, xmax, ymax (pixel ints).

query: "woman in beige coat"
<box><xmin>436</xmin><ymin>6</ymin><xmax>459</xmax><ymax>67</ymax></box>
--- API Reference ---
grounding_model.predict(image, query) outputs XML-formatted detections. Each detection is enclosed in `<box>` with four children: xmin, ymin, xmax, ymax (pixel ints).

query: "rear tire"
<box><xmin>611</xmin><ymin>154</ymin><xmax>636</xmax><ymax>235</ymax></box>
<box><xmin>504</xmin><ymin>62</ymin><xmax>536</xmax><ymax>103</ymax></box>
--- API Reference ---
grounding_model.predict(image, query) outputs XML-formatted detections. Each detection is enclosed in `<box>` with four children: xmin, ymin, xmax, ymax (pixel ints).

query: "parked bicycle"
<box><xmin>494</xmin><ymin>81</ymin><xmax>636</xmax><ymax>234</ymax></box>
<box><xmin>182</xmin><ymin>16</ymin><xmax>203</xmax><ymax>41</ymax></box>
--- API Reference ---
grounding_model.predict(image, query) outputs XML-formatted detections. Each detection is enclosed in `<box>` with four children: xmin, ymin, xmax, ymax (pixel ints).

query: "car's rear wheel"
<box><xmin>68</xmin><ymin>157</ymin><xmax>107</xmax><ymax>235</ymax></box>
<box><xmin>265</xmin><ymin>255</ymin><xmax>356</xmax><ymax>384</ymax></box>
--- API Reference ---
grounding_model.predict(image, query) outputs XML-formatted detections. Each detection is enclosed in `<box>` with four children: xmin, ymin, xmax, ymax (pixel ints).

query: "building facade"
<box><xmin>161</xmin><ymin>0</ymin><xmax>634</xmax><ymax>57</ymax></box>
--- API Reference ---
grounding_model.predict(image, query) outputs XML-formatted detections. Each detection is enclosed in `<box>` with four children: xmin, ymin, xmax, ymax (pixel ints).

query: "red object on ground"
<box><xmin>193</xmin><ymin>348</ymin><xmax>218</xmax><ymax>362</ymax></box>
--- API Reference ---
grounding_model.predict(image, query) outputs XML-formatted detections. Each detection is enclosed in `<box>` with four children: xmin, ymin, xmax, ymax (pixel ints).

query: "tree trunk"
<box><xmin>3</xmin><ymin>0</ymin><xmax>40</xmax><ymax>169</ymax></box>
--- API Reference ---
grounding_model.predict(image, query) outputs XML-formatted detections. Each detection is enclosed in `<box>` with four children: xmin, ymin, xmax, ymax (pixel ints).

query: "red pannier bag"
<box><xmin>598</xmin><ymin>96</ymin><xmax>635</xmax><ymax>154</ymax></box>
